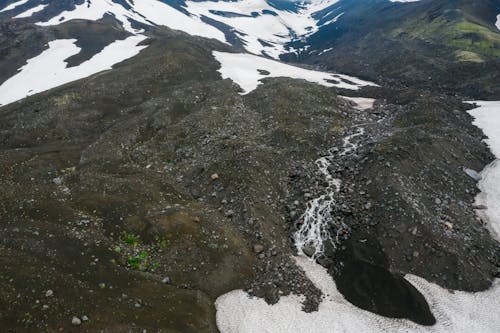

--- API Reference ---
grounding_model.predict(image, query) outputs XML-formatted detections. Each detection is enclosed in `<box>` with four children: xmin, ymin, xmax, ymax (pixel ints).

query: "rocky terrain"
<box><xmin>0</xmin><ymin>28</ymin><xmax>365</xmax><ymax>331</ymax></box>
<box><xmin>0</xmin><ymin>0</ymin><xmax>499</xmax><ymax>332</ymax></box>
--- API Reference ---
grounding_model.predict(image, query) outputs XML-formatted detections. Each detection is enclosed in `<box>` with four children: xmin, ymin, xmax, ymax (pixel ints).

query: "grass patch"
<box><xmin>455</xmin><ymin>50</ymin><xmax>484</xmax><ymax>62</ymax></box>
<box><xmin>122</xmin><ymin>232</ymin><xmax>139</xmax><ymax>246</ymax></box>
<box><xmin>52</xmin><ymin>92</ymin><xmax>81</xmax><ymax>107</ymax></box>
<box><xmin>127</xmin><ymin>250</ymin><xmax>160</xmax><ymax>270</ymax></box>
<box><xmin>392</xmin><ymin>16</ymin><xmax>500</xmax><ymax>58</ymax></box>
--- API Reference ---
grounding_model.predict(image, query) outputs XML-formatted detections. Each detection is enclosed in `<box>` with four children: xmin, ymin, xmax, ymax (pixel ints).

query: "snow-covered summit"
<box><xmin>2</xmin><ymin>0</ymin><xmax>341</xmax><ymax>58</ymax></box>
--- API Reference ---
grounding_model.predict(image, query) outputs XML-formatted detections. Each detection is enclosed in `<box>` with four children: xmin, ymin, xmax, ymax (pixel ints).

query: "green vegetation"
<box><xmin>52</xmin><ymin>92</ymin><xmax>81</xmax><ymax>107</ymax></box>
<box><xmin>115</xmin><ymin>233</ymin><xmax>167</xmax><ymax>270</ymax></box>
<box><xmin>122</xmin><ymin>232</ymin><xmax>139</xmax><ymax>246</ymax></box>
<box><xmin>127</xmin><ymin>250</ymin><xmax>160</xmax><ymax>270</ymax></box>
<box><xmin>455</xmin><ymin>50</ymin><xmax>484</xmax><ymax>63</ymax></box>
<box><xmin>127</xmin><ymin>251</ymin><xmax>148</xmax><ymax>269</ymax></box>
<box><xmin>392</xmin><ymin>16</ymin><xmax>500</xmax><ymax>60</ymax></box>
<box><xmin>155</xmin><ymin>236</ymin><xmax>169</xmax><ymax>250</ymax></box>
<box><xmin>450</xmin><ymin>20</ymin><xmax>500</xmax><ymax>57</ymax></box>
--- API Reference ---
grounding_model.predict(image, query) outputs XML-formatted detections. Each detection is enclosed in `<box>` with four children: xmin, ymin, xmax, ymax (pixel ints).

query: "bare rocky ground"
<box><xmin>0</xmin><ymin>28</ymin><xmax>498</xmax><ymax>332</ymax></box>
<box><xmin>286</xmin><ymin>89</ymin><xmax>499</xmax><ymax>324</ymax></box>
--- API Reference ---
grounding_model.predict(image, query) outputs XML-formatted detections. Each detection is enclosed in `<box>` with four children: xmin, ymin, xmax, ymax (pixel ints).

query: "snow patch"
<box><xmin>340</xmin><ymin>96</ymin><xmax>376</xmax><ymax>110</ymax></box>
<box><xmin>37</xmin><ymin>0</ymin><xmax>227</xmax><ymax>42</ymax></box>
<box><xmin>213</xmin><ymin>51</ymin><xmax>377</xmax><ymax>94</ymax></box>
<box><xmin>185</xmin><ymin>0</ymin><xmax>339</xmax><ymax>58</ymax></box>
<box><xmin>216</xmin><ymin>256</ymin><xmax>500</xmax><ymax>333</ymax></box>
<box><xmin>0</xmin><ymin>35</ymin><xmax>148</xmax><ymax>106</ymax></box>
<box><xmin>320</xmin><ymin>12</ymin><xmax>344</xmax><ymax>27</ymax></box>
<box><xmin>467</xmin><ymin>100</ymin><xmax>500</xmax><ymax>239</ymax></box>
<box><xmin>34</xmin><ymin>0</ymin><xmax>339</xmax><ymax>58</ymax></box>
<box><xmin>14</xmin><ymin>3</ymin><xmax>47</xmax><ymax>18</ymax></box>
<box><xmin>496</xmin><ymin>14</ymin><xmax>500</xmax><ymax>31</ymax></box>
<box><xmin>0</xmin><ymin>0</ymin><xmax>29</xmax><ymax>12</ymax></box>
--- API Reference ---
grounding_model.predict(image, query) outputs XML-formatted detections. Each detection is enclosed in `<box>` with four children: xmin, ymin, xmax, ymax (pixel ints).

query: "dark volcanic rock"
<box><xmin>333</xmin><ymin>234</ymin><xmax>436</xmax><ymax>326</ymax></box>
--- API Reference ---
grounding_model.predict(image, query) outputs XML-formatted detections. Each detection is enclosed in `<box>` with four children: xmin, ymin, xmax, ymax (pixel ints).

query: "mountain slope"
<box><xmin>285</xmin><ymin>0</ymin><xmax>500</xmax><ymax>98</ymax></box>
<box><xmin>0</xmin><ymin>1</ymin><xmax>499</xmax><ymax>332</ymax></box>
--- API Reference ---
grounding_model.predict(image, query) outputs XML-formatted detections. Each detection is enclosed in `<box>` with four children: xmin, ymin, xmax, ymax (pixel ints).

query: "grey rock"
<box><xmin>72</xmin><ymin>317</ymin><xmax>82</xmax><ymax>326</ymax></box>
<box><xmin>302</xmin><ymin>245</ymin><xmax>316</xmax><ymax>257</ymax></box>
<box><xmin>253</xmin><ymin>244</ymin><xmax>264</xmax><ymax>254</ymax></box>
<box><xmin>463</xmin><ymin>168</ymin><xmax>482</xmax><ymax>181</ymax></box>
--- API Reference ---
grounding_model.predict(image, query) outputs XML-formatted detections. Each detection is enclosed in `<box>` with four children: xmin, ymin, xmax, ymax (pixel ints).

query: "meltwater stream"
<box><xmin>215</xmin><ymin>101</ymin><xmax>500</xmax><ymax>333</ymax></box>
<box><xmin>294</xmin><ymin>127</ymin><xmax>365</xmax><ymax>259</ymax></box>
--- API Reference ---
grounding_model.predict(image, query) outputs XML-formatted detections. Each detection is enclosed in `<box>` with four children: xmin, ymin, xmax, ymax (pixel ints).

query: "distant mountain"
<box><xmin>0</xmin><ymin>0</ymin><xmax>340</xmax><ymax>59</ymax></box>
<box><xmin>1</xmin><ymin>0</ymin><xmax>498</xmax><ymax>101</ymax></box>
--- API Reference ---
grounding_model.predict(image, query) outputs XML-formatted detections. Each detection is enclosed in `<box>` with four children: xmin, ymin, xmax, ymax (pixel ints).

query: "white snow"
<box><xmin>37</xmin><ymin>0</ymin><xmax>227</xmax><ymax>42</ymax></box>
<box><xmin>213</xmin><ymin>51</ymin><xmax>377</xmax><ymax>94</ymax></box>
<box><xmin>320</xmin><ymin>12</ymin><xmax>344</xmax><ymax>27</ymax></box>
<box><xmin>185</xmin><ymin>0</ymin><xmax>339</xmax><ymax>58</ymax></box>
<box><xmin>390</xmin><ymin>0</ymin><xmax>421</xmax><ymax>2</ymax></box>
<box><xmin>496</xmin><ymin>14</ymin><xmax>500</xmax><ymax>31</ymax></box>
<box><xmin>0</xmin><ymin>0</ymin><xmax>29</xmax><ymax>12</ymax></box>
<box><xmin>14</xmin><ymin>3</ymin><xmax>47</xmax><ymax>18</ymax></box>
<box><xmin>0</xmin><ymin>35</ymin><xmax>148</xmax><ymax>106</ymax></box>
<box><xmin>318</xmin><ymin>47</ymin><xmax>334</xmax><ymax>55</ymax></box>
<box><xmin>34</xmin><ymin>0</ymin><xmax>339</xmax><ymax>58</ymax></box>
<box><xmin>467</xmin><ymin>101</ymin><xmax>500</xmax><ymax>239</ymax></box>
<box><xmin>340</xmin><ymin>96</ymin><xmax>376</xmax><ymax>110</ymax></box>
<box><xmin>216</xmin><ymin>256</ymin><xmax>500</xmax><ymax>333</ymax></box>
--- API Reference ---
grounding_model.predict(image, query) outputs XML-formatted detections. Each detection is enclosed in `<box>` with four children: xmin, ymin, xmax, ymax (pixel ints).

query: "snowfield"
<box><xmin>216</xmin><ymin>256</ymin><xmax>500</xmax><ymax>333</ymax></box>
<box><xmin>0</xmin><ymin>36</ymin><xmax>147</xmax><ymax>106</ymax></box>
<box><xmin>213</xmin><ymin>51</ymin><xmax>377</xmax><ymax>94</ymax></box>
<box><xmin>33</xmin><ymin>0</ymin><xmax>339</xmax><ymax>58</ymax></box>
<box><xmin>14</xmin><ymin>3</ymin><xmax>47</xmax><ymax>18</ymax></box>
<box><xmin>468</xmin><ymin>101</ymin><xmax>500</xmax><ymax>239</ymax></box>
<box><xmin>339</xmin><ymin>96</ymin><xmax>376</xmax><ymax>110</ymax></box>
<box><xmin>0</xmin><ymin>0</ymin><xmax>29</xmax><ymax>12</ymax></box>
<box><xmin>37</xmin><ymin>0</ymin><xmax>227</xmax><ymax>42</ymax></box>
<box><xmin>184</xmin><ymin>0</ymin><xmax>339</xmax><ymax>58</ymax></box>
